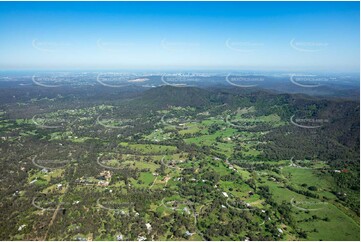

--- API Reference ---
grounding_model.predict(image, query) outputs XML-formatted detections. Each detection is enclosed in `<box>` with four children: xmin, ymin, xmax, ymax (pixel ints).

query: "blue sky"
<box><xmin>0</xmin><ymin>1</ymin><xmax>359</xmax><ymax>72</ymax></box>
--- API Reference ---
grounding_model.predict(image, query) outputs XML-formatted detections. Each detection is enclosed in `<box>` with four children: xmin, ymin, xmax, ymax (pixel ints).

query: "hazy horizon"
<box><xmin>0</xmin><ymin>1</ymin><xmax>359</xmax><ymax>72</ymax></box>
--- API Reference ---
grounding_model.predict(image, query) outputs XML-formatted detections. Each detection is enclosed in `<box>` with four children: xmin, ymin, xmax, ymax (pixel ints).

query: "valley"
<box><xmin>0</xmin><ymin>84</ymin><xmax>359</xmax><ymax>240</ymax></box>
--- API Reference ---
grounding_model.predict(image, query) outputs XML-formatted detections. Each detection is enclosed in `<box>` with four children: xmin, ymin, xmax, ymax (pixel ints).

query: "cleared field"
<box><xmin>178</xmin><ymin>122</ymin><xmax>202</xmax><ymax>135</ymax></box>
<box><xmin>282</xmin><ymin>167</ymin><xmax>337</xmax><ymax>199</ymax></box>
<box><xmin>144</xmin><ymin>129</ymin><xmax>172</xmax><ymax>141</ymax></box>
<box><xmin>119</xmin><ymin>142</ymin><xmax>178</xmax><ymax>154</ymax></box>
<box><xmin>260</xmin><ymin>171</ymin><xmax>360</xmax><ymax>241</ymax></box>
<box><xmin>130</xmin><ymin>172</ymin><xmax>155</xmax><ymax>188</ymax></box>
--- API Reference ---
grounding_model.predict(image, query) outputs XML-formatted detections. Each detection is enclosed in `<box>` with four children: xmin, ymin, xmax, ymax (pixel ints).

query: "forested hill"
<box><xmin>131</xmin><ymin>85</ymin><xmax>216</xmax><ymax>108</ymax></box>
<box><xmin>129</xmin><ymin>85</ymin><xmax>360</xmax><ymax>161</ymax></box>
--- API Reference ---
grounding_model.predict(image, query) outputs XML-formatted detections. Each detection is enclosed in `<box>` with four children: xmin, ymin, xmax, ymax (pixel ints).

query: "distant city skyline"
<box><xmin>0</xmin><ymin>1</ymin><xmax>359</xmax><ymax>72</ymax></box>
